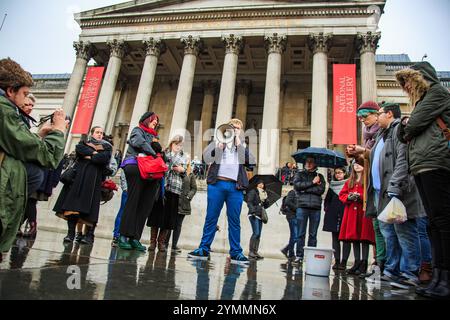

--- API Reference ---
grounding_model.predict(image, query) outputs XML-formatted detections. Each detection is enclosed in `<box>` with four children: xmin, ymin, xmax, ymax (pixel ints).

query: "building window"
<box><xmin>297</xmin><ymin>140</ymin><xmax>310</xmax><ymax>151</ymax></box>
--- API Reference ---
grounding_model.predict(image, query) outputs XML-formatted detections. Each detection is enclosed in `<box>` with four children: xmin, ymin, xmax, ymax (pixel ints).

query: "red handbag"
<box><xmin>136</xmin><ymin>154</ymin><xmax>168</xmax><ymax>180</ymax></box>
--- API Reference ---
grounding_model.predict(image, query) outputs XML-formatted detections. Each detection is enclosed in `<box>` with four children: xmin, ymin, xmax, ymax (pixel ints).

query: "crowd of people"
<box><xmin>0</xmin><ymin>56</ymin><xmax>449</xmax><ymax>300</ymax></box>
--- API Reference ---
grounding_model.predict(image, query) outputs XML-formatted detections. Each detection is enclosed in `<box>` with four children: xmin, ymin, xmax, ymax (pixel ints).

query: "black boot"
<box><xmin>248</xmin><ymin>238</ymin><xmax>258</xmax><ymax>260</ymax></box>
<box><xmin>254</xmin><ymin>238</ymin><xmax>264</xmax><ymax>260</ymax></box>
<box><xmin>81</xmin><ymin>226</ymin><xmax>95</xmax><ymax>245</ymax></box>
<box><xmin>75</xmin><ymin>232</ymin><xmax>83</xmax><ymax>243</ymax></box>
<box><xmin>428</xmin><ymin>269</ymin><xmax>450</xmax><ymax>299</ymax></box>
<box><xmin>416</xmin><ymin>268</ymin><xmax>441</xmax><ymax>297</ymax></box>
<box><xmin>63</xmin><ymin>219</ymin><xmax>76</xmax><ymax>243</ymax></box>
<box><xmin>358</xmin><ymin>260</ymin><xmax>369</xmax><ymax>278</ymax></box>
<box><xmin>347</xmin><ymin>260</ymin><xmax>361</xmax><ymax>275</ymax></box>
<box><xmin>332</xmin><ymin>258</ymin><xmax>341</xmax><ymax>270</ymax></box>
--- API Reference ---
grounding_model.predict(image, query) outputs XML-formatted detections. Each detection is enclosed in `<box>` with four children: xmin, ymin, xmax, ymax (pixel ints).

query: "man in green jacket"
<box><xmin>0</xmin><ymin>58</ymin><xmax>67</xmax><ymax>259</ymax></box>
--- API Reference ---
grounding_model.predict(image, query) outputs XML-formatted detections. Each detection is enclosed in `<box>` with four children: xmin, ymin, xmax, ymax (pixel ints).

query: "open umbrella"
<box><xmin>292</xmin><ymin>147</ymin><xmax>347</xmax><ymax>169</ymax></box>
<box><xmin>245</xmin><ymin>174</ymin><xmax>283</xmax><ymax>209</ymax></box>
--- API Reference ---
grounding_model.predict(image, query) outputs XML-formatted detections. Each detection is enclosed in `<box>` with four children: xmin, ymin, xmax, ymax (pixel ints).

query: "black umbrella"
<box><xmin>292</xmin><ymin>147</ymin><xmax>347</xmax><ymax>169</ymax></box>
<box><xmin>245</xmin><ymin>174</ymin><xmax>283</xmax><ymax>209</ymax></box>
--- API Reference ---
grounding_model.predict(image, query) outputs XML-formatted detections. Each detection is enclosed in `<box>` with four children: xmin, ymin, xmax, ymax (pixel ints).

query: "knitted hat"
<box><xmin>139</xmin><ymin>111</ymin><xmax>155</xmax><ymax>123</ymax></box>
<box><xmin>357</xmin><ymin>101</ymin><xmax>380</xmax><ymax>117</ymax></box>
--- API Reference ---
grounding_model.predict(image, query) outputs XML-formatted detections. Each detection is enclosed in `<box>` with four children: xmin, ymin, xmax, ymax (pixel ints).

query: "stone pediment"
<box><xmin>78</xmin><ymin>0</ymin><xmax>386</xmax><ymax>18</ymax></box>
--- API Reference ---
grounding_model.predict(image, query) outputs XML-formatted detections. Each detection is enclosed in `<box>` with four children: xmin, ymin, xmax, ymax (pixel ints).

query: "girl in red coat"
<box><xmin>339</xmin><ymin>160</ymin><xmax>375</xmax><ymax>275</ymax></box>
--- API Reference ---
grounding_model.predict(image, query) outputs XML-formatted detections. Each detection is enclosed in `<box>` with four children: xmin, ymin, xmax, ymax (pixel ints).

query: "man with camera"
<box><xmin>188</xmin><ymin>119</ymin><xmax>256</xmax><ymax>264</ymax></box>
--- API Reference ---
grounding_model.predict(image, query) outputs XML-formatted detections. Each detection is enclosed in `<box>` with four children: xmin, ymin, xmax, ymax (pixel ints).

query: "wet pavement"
<box><xmin>0</xmin><ymin>230</ymin><xmax>426</xmax><ymax>300</ymax></box>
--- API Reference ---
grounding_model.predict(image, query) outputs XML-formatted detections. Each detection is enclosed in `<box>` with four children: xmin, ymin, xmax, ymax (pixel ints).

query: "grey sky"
<box><xmin>0</xmin><ymin>0</ymin><xmax>449</xmax><ymax>74</ymax></box>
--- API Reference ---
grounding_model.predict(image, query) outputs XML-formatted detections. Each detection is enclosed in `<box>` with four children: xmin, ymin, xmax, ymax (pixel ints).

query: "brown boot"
<box><xmin>149</xmin><ymin>228</ymin><xmax>158</xmax><ymax>251</ymax></box>
<box><xmin>157</xmin><ymin>230</ymin><xmax>168</xmax><ymax>252</ymax></box>
<box><xmin>419</xmin><ymin>262</ymin><xmax>433</xmax><ymax>283</ymax></box>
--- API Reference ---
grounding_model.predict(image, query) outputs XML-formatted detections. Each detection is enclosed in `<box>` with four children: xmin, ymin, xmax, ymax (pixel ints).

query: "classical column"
<box><xmin>258</xmin><ymin>33</ymin><xmax>287</xmax><ymax>175</ymax></box>
<box><xmin>214</xmin><ymin>34</ymin><xmax>243</xmax><ymax>129</ymax></box>
<box><xmin>308</xmin><ymin>32</ymin><xmax>332</xmax><ymax>148</ymax></box>
<box><xmin>168</xmin><ymin>36</ymin><xmax>202</xmax><ymax>141</ymax></box>
<box><xmin>200</xmin><ymin>80</ymin><xmax>218</xmax><ymax>147</ymax></box>
<box><xmin>235</xmin><ymin>80</ymin><xmax>251</xmax><ymax>128</ymax></box>
<box><xmin>62</xmin><ymin>41</ymin><xmax>96</xmax><ymax>119</ymax></box>
<box><xmin>357</xmin><ymin>31</ymin><xmax>381</xmax><ymax>103</ymax></box>
<box><xmin>92</xmin><ymin>39</ymin><xmax>128</xmax><ymax>129</ymax></box>
<box><xmin>126</xmin><ymin>38</ymin><xmax>166</xmax><ymax>139</ymax></box>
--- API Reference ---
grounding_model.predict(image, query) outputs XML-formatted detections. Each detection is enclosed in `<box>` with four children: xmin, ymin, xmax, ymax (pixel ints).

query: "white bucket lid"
<box><xmin>303</xmin><ymin>246</ymin><xmax>335</xmax><ymax>252</ymax></box>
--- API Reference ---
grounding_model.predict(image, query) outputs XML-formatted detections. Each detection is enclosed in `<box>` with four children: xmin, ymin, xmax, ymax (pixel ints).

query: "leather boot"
<box><xmin>248</xmin><ymin>238</ymin><xmax>258</xmax><ymax>260</ymax></box>
<box><xmin>347</xmin><ymin>260</ymin><xmax>361</xmax><ymax>275</ymax></box>
<box><xmin>358</xmin><ymin>260</ymin><xmax>369</xmax><ymax>278</ymax></box>
<box><xmin>63</xmin><ymin>219</ymin><xmax>76</xmax><ymax>243</ymax></box>
<box><xmin>23</xmin><ymin>221</ymin><xmax>37</xmax><ymax>238</ymax></box>
<box><xmin>254</xmin><ymin>238</ymin><xmax>264</xmax><ymax>260</ymax></box>
<box><xmin>157</xmin><ymin>230</ymin><xmax>168</xmax><ymax>252</ymax></box>
<box><xmin>428</xmin><ymin>269</ymin><xmax>450</xmax><ymax>299</ymax></box>
<box><xmin>416</xmin><ymin>268</ymin><xmax>440</xmax><ymax>297</ymax></box>
<box><xmin>81</xmin><ymin>226</ymin><xmax>95</xmax><ymax>245</ymax></box>
<box><xmin>149</xmin><ymin>228</ymin><xmax>158</xmax><ymax>251</ymax></box>
<box><xmin>419</xmin><ymin>262</ymin><xmax>433</xmax><ymax>283</ymax></box>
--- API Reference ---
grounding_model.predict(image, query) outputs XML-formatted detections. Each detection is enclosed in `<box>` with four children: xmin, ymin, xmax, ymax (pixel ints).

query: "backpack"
<box><xmin>279</xmin><ymin>195</ymin><xmax>289</xmax><ymax>215</ymax></box>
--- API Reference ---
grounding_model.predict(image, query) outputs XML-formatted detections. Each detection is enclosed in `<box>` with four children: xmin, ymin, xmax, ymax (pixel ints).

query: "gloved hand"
<box><xmin>151</xmin><ymin>141</ymin><xmax>163</xmax><ymax>154</ymax></box>
<box><xmin>348</xmin><ymin>193</ymin><xmax>359</xmax><ymax>202</ymax></box>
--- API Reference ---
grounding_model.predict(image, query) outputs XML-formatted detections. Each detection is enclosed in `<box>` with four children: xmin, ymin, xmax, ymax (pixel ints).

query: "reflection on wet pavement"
<box><xmin>0</xmin><ymin>230</ymin><xmax>425</xmax><ymax>300</ymax></box>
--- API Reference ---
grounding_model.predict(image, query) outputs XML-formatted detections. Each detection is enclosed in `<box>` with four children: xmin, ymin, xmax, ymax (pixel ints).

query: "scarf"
<box><xmin>139</xmin><ymin>123</ymin><xmax>158</xmax><ymax>137</ymax></box>
<box><xmin>363</xmin><ymin>123</ymin><xmax>380</xmax><ymax>149</ymax></box>
<box><xmin>257</xmin><ymin>187</ymin><xmax>268</xmax><ymax>202</ymax></box>
<box><xmin>329</xmin><ymin>179</ymin><xmax>347</xmax><ymax>196</ymax></box>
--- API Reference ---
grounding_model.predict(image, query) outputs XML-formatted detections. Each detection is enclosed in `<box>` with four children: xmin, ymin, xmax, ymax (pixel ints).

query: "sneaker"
<box><xmin>397</xmin><ymin>276</ymin><xmax>420</xmax><ymax>287</ymax></box>
<box><xmin>129</xmin><ymin>239</ymin><xmax>146</xmax><ymax>252</ymax></box>
<box><xmin>111</xmin><ymin>237</ymin><xmax>118</xmax><ymax>247</ymax></box>
<box><xmin>230</xmin><ymin>253</ymin><xmax>250</xmax><ymax>265</ymax></box>
<box><xmin>280</xmin><ymin>247</ymin><xmax>288</xmax><ymax>259</ymax></box>
<box><xmin>390</xmin><ymin>279</ymin><xmax>410</xmax><ymax>290</ymax></box>
<box><xmin>188</xmin><ymin>248</ymin><xmax>210</xmax><ymax>260</ymax></box>
<box><xmin>380</xmin><ymin>273</ymin><xmax>398</xmax><ymax>283</ymax></box>
<box><xmin>291</xmin><ymin>257</ymin><xmax>303</xmax><ymax>266</ymax></box>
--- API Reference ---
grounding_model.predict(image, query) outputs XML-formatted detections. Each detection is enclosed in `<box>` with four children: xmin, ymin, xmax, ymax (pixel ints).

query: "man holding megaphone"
<box><xmin>188</xmin><ymin>119</ymin><xmax>256</xmax><ymax>265</ymax></box>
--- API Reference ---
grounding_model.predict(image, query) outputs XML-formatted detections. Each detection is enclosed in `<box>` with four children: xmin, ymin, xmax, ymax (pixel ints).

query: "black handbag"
<box><xmin>60</xmin><ymin>161</ymin><xmax>77</xmax><ymax>185</ymax></box>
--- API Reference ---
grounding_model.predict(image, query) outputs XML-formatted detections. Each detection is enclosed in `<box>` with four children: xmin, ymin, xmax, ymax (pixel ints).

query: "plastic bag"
<box><xmin>377</xmin><ymin>197</ymin><xmax>407</xmax><ymax>224</ymax></box>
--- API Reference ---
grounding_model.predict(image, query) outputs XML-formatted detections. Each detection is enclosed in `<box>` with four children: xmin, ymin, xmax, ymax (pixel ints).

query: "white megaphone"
<box><xmin>215</xmin><ymin>123</ymin><xmax>236</xmax><ymax>144</ymax></box>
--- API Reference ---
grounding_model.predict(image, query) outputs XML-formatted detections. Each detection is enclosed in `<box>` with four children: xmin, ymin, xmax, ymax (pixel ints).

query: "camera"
<box><xmin>38</xmin><ymin>113</ymin><xmax>71</xmax><ymax>126</ymax></box>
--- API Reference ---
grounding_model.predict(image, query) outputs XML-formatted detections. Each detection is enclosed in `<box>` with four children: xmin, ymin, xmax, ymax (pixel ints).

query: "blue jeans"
<box><xmin>296</xmin><ymin>208</ymin><xmax>321</xmax><ymax>258</ymax></box>
<box><xmin>198</xmin><ymin>180</ymin><xmax>244</xmax><ymax>257</ymax></box>
<box><xmin>379</xmin><ymin>219</ymin><xmax>421</xmax><ymax>280</ymax></box>
<box><xmin>417</xmin><ymin>216</ymin><xmax>432</xmax><ymax>264</ymax></box>
<box><xmin>113</xmin><ymin>191</ymin><xmax>128</xmax><ymax>239</ymax></box>
<box><xmin>286</xmin><ymin>215</ymin><xmax>300</xmax><ymax>258</ymax></box>
<box><xmin>249</xmin><ymin>215</ymin><xmax>263</xmax><ymax>241</ymax></box>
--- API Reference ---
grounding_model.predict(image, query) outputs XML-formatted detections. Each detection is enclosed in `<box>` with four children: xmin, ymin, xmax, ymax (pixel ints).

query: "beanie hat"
<box><xmin>357</xmin><ymin>101</ymin><xmax>380</xmax><ymax>117</ymax></box>
<box><xmin>139</xmin><ymin>111</ymin><xmax>155</xmax><ymax>123</ymax></box>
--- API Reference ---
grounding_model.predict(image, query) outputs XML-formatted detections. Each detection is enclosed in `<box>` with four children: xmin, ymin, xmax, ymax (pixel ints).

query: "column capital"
<box><xmin>107</xmin><ymin>39</ymin><xmax>129</xmax><ymax>59</ymax></box>
<box><xmin>73</xmin><ymin>41</ymin><xmax>97</xmax><ymax>60</ymax></box>
<box><xmin>181</xmin><ymin>35</ymin><xmax>203</xmax><ymax>56</ymax></box>
<box><xmin>307</xmin><ymin>32</ymin><xmax>333</xmax><ymax>54</ymax></box>
<box><xmin>143</xmin><ymin>38</ymin><xmax>166</xmax><ymax>57</ymax></box>
<box><xmin>202</xmin><ymin>80</ymin><xmax>218</xmax><ymax>96</ymax></box>
<box><xmin>356</xmin><ymin>31</ymin><xmax>381</xmax><ymax>54</ymax></box>
<box><xmin>236</xmin><ymin>80</ymin><xmax>252</xmax><ymax>96</ymax></box>
<box><xmin>264</xmin><ymin>33</ymin><xmax>287</xmax><ymax>54</ymax></box>
<box><xmin>222</xmin><ymin>34</ymin><xmax>243</xmax><ymax>55</ymax></box>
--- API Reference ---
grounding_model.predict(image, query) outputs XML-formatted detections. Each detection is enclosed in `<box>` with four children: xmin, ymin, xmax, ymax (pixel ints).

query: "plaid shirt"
<box><xmin>165</xmin><ymin>150</ymin><xmax>187</xmax><ymax>195</ymax></box>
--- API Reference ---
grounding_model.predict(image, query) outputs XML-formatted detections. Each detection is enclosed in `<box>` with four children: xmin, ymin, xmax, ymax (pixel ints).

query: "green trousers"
<box><xmin>372</xmin><ymin>218</ymin><xmax>386</xmax><ymax>264</ymax></box>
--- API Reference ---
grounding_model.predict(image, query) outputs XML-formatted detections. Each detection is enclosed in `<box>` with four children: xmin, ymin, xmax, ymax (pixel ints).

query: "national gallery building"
<box><xmin>30</xmin><ymin>0</ymin><xmax>450</xmax><ymax>172</ymax></box>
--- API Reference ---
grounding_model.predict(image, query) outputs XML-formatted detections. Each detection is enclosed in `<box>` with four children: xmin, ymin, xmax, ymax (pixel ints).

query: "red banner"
<box><xmin>71</xmin><ymin>66</ymin><xmax>105</xmax><ymax>134</ymax></box>
<box><xmin>332</xmin><ymin>64</ymin><xmax>357</xmax><ymax>145</ymax></box>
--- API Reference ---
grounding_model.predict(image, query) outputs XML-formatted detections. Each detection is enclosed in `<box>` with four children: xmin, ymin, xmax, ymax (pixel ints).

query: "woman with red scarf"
<box><xmin>118</xmin><ymin>112</ymin><xmax>163</xmax><ymax>251</ymax></box>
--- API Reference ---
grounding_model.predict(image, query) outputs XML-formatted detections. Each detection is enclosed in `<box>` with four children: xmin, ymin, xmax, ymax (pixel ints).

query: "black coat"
<box><xmin>293</xmin><ymin>169</ymin><xmax>326</xmax><ymax>210</ymax></box>
<box><xmin>283</xmin><ymin>189</ymin><xmax>298</xmax><ymax>219</ymax></box>
<box><xmin>53</xmin><ymin>141</ymin><xmax>112</xmax><ymax>225</ymax></box>
<box><xmin>322</xmin><ymin>188</ymin><xmax>345</xmax><ymax>233</ymax></box>
<box><xmin>246</xmin><ymin>188</ymin><xmax>268</xmax><ymax>218</ymax></box>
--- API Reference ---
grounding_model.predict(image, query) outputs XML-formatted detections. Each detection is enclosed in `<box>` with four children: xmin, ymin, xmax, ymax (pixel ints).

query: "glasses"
<box><xmin>377</xmin><ymin>111</ymin><xmax>387</xmax><ymax>116</ymax></box>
